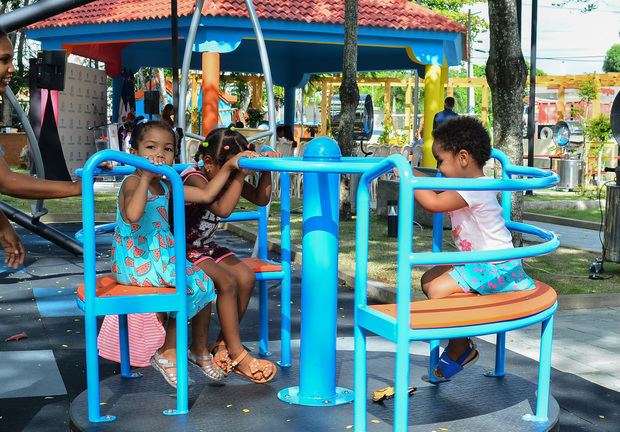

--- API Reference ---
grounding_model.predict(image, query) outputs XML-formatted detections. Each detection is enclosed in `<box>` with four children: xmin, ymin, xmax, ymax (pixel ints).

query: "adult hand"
<box><xmin>0</xmin><ymin>224</ymin><xmax>25</xmax><ymax>269</ymax></box>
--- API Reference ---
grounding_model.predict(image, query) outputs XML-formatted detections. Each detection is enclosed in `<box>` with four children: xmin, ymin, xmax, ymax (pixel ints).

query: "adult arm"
<box><xmin>0</xmin><ymin>156</ymin><xmax>81</xmax><ymax>199</ymax></box>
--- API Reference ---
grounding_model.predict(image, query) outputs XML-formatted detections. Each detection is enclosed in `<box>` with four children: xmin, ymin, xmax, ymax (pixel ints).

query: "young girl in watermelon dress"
<box><xmin>99</xmin><ymin>119</ymin><xmax>264</xmax><ymax>387</ymax></box>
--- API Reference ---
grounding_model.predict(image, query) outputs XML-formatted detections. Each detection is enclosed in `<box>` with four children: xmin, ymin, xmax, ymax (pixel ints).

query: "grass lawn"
<box><xmin>243</xmin><ymin>198</ymin><xmax>620</xmax><ymax>296</ymax></box>
<box><xmin>526</xmin><ymin>208</ymin><xmax>605</xmax><ymax>224</ymax></box>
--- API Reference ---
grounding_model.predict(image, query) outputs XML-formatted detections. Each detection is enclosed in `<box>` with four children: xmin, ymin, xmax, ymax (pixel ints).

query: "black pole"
<box><xmin>0</xmin><ymin>201</ymin><xmax>84</xmax><ymax>256</ymax></box>
<box><xmin>516</xmin><ymin>0</ymin><xmax>522</xmax><ymax>38</ymax></box>
<box><xmin>527</xmin><ymin>0</ymin><xmax>538</xmax><ymax>170</ymax></box>
<box><xmin>171</xmin><ymin>0</ymin><xmax>179</xmax><ymax>123</ymax></box>
<box><xmin>0</xmin><ymin>0</ymin><xmax>97</xmax><ymax>33</ymax></box>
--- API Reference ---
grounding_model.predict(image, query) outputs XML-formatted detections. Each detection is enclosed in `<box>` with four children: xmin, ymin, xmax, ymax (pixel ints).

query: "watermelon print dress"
<box><xmin>110</xmin><ymin>176</ymin><xmax>216</xmax><ymax>319</ymax></box>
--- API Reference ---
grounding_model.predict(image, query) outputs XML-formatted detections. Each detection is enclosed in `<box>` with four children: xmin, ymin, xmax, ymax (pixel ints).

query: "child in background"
<box><xmin>105</xmin><ymin>119</ymin><xmax>271</xmax><ymax>387</ymax></box>
<box><xmin>413</xmin><ymin>116</ymin><xmax>535</xmax><ymax>381</ymax></box>
<box><xmin>181</xmin><ymin>126</ymin><xmax>280</xmax><ymax>383</ymax></box>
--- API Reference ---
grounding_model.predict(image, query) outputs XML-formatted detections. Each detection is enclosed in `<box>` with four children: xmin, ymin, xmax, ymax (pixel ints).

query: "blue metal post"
<box><xmin>279</xmin><ymin>172</ymin><xmax>292</xmax><ymax>367</ymax></box>
<box><xmin>524</xmin><ymin>314</ymin><xmax>554</xmax><ymax>422</ymax></box>
<box><xmin>257</xmin><ymin>205</ymin><xmax>271</xmax><ymax>356</ymax></box>
<box><xmin>118</xmin><ymin>314</ymin><xmax>131</xmax><ymax>376</ymax></box>
<box><xmin>485</xmin><ymin>332</ymin><xmax>506</xmax><ymax>377</ymax></box>
<box><xmin>277</xmin><ymin>137</ymin><xmax>353</xmax><ymax>405</ymax></box>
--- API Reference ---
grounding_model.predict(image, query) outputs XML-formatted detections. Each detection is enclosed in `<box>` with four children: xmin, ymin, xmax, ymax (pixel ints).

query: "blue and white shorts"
<box><xmin>449</xmin><ymin>259</ymin><xmax>535</xmax><ymax>295</ymax></box>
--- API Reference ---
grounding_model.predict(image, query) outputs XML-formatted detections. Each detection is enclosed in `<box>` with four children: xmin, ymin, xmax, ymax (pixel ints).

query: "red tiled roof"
<box><xmin>28</xmin><ymin>0</ymin><xmax>466</xmax><ymax>34</ymax></box>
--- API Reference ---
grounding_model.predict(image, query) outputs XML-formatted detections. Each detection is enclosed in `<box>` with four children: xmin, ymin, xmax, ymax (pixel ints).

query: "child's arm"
<box><xmin>0</xmin><ymin>155</ymin><xmax>81</xmax><ymax>199</ymax></box>
<box><xmin>411</xmin><ymin>168</ymin><xmax>467</xmax><ymax>213</ymax></box>
<box><xmin>241</xmin><ymin>150</ymin><xmax>282</xmax><ymax>206</ymax></box>
<box><xmin>119</xmin><ymin>155</ymin><xmax>165</xmax><ymax>223</ymax></box>
<box><xmin>0</xmin><ymin>210</ymin><xmax>25</xmax><ymax>269</ymax></box>
<box><xmin>183</xmin><ymin>151</ymin><xmax>257</xmax><ymax>212</ymax></box>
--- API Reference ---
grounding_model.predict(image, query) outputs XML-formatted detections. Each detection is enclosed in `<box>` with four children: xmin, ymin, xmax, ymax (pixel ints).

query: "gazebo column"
<box><xmin>201</xmin><ymin>52</ymin><xmax>220</xmax><ymax>137</ymax></box>
<box><xmin>421</xmin><ymin>64</ymin><xmax>442</xmax><ymax>167</ymax></box>
<box><xmin>111</xmin><ymin>77</ymin><xmax>123</xmax><ymax>123</ymax></box>
<box><xmin>284</xmin><ymin>86</ymin><xmax>296</xmax><ymax>138</ymax></box>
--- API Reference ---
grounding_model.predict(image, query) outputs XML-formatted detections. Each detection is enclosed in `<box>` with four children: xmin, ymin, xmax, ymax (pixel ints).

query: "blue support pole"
<box><xmin>485</xmin><ymin>332</ymin><xmax>506</xmax><ymax>377</ymax></box>
<box><xmin>279</xmin><ymin>172</ymin><xmax>292</xmax><ymax>367</ymax></box>
<box><xmin>524</xmin><ymin>314</ymin><xmax>554</xmax><ymax>422</ymax></box>
<box><xmin>277</xmin><ymin>137</ymin><xmax>353</xmax><ymax>406</ymax></box>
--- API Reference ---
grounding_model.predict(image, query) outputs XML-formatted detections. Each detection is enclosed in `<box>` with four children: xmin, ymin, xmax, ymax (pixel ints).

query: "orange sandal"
<box><xmin>230</xmin><ymin>350</ymin><xmax>277</xmax><ymax>384</ymax></box>
<box><xmin>209</xmin><ymin>340</ymin><xmax>231</xmax><ymax>375</ymax></box>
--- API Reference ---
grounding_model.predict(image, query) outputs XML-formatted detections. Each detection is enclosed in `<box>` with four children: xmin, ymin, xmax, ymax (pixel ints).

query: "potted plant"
<box><xmin>245</xmin><ymin>108</ymin><xmax>265</xmax><ymax>128</ymax></box>
<box><xmin>583</xmin><ymin>114</ymin><xmax>612</xmax><ymax>187</ymax></box>
<box><xmin>305</xmin><ymin>124</ymin><xmax>319</xmax><ymax>137</ymax></box>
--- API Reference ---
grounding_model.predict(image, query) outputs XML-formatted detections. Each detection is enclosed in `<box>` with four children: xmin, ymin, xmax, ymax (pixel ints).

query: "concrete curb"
<box><xmin>524</xmin><ymin>212</ymin><xmax>602</xmax><ymax>232</ymax></box>
<box><xmin>221</xmin><ymin>221</ymin><xmax>620</xmax><ymax>310</ymax></box>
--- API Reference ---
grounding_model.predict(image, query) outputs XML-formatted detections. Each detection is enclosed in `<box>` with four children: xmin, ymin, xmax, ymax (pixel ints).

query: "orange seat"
<box><xmin>241</xmin><ymin>257</ymin><xmax>283</xmax><ymax>273</ymax></box>
<box><xmin>77</xmin><ymin>275</ymin><xmax>176</xmax><ymax>302</ymax></box>
<box><xmin>368</xmin><ymin>281</ymin><xmax>557</xmax><ymax>329</ymax></box>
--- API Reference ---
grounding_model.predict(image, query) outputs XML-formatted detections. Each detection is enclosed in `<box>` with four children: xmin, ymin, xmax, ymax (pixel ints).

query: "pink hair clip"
<box><xmin>224</xmin><ymin>145</ymin><xmax>230</xmax><ymax>150</ymax></box>
<box><xmin>247</xmin><ymin>144</ymin><xmax>251</xmax><ymax>149</ymax></box>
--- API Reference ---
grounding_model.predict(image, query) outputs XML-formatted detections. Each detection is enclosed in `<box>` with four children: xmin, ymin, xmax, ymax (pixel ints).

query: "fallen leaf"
<box><xmin>100</xmin><ymin>402</ymin><xmax>107</xmax><ymax>406</ymax></box>
<box><xmin>372</xmin><ymin>386</ymin><xmax>416</xmax><ymax>403</ymax></box>
<box><xmin>5</xmin><ymin>331</ymin><xmax>28</xmax><ymax>341</ymax></box>
<box><xmin>242</xmin><ymin>409</ymin><xmax>250</xmax><ymax>413</ymax></box>
<box><xmin>44</xmin><ymin>396</ymin><xmax>53</xmax><ymax>399</ymax></box>
<box><xmin>226</xmin><ymin>404</ymin><xmax>232</xmax><ymax>408</ymax></box>
<box><xmin>599</xmin><ymin>415</ymin><xmax>604</xmax><ymax>419</ymax></box>
<box><xmin>345</xmin><ymin>426</ymin><xmax>354</xmax><ymax>430</ymax></box>
<box><xmin>371</xmin><ymin>419</ymin><xmax>380</xmax><ymax>423</ymax></box>
<box><xmin>439</xmin><ymin>428</ymin><xmax>449</xmax><ymax>431</ymax></box>
<box><xmin>61</xmin><ymin>344</ymin><xmax>68</xmax><ymax>348</ymax></box>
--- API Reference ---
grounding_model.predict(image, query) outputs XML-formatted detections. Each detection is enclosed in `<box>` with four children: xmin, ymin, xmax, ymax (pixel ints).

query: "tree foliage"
<box><xmin>418</xmin><ymin>1</ymin><xmax>489</xmax><ymax>38</ymax></box>
<box><xmin>603</xmin><ymin>44</ymin><xmax>620</xmax><ymax>73</ymax></box>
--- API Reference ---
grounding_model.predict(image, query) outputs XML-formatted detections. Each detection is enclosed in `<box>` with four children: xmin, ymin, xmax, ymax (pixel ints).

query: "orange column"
<box><xmin>201</xmin><ymin>52</ymin><xmax>220</xmax><ymax>137</ymax></box>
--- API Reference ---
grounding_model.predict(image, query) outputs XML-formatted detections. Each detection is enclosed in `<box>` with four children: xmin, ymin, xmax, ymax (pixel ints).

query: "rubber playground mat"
<box><xmin>0</xmin><ymin>223</ymin><xmax>617</xmax><ymax>431</ymax></box>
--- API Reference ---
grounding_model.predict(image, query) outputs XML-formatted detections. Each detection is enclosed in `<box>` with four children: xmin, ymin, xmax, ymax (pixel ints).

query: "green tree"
<box><xmin>419</xmin><ymin>1</ymin><xmax>489</xmax><ymax>38</ymax></box>
<box><xmin>603</xmin><ymin>44</ymin><xmax>620</xmax><ymax>73</ymax></box>
<box><xmin>578</xmin><ymin>74</ymin><xmax>598</xmax><ymax>120</ymax></box>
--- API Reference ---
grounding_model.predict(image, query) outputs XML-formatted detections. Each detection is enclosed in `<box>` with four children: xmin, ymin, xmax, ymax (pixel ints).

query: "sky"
<box><xmin>467</xmin><ymin>0</ymin><xmax>620</xmax><ymax>76</ymax></box>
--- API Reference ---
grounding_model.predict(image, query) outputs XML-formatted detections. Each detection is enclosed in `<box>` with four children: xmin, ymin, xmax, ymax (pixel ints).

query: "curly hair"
<box><xmin>129</xmin><ymin>119</ymin><xmax>177</xmax><ymax>150</ymax></box>
<box><xmin>432</xmin><ymin>116</ymin><xmax>491</xmax><ymax>168</ymax></box>
<box><xmin>194</xmin><ymin>126</ymin><xmax>255</xmax><ymax>166</ymax></box>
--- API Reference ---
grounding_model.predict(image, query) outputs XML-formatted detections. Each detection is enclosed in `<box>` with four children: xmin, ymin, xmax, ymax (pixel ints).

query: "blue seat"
<box><xmin>77</xmin><ymin>150</ymin><xmax>192</xmax><ymax>423</ymax></box>
<box><xmin>353</xmin><ymin>150</ymin><xmax>560</xmax><ymax>431</ymax></box>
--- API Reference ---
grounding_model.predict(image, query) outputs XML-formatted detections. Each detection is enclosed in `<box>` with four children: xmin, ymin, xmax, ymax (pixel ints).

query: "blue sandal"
<box><xmin>432</xmin><ymin>339</ymin><xmax>479</xmax><ymax>382</ymax></box>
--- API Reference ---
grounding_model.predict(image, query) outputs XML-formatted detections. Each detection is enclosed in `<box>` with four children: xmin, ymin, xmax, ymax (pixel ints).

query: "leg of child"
<box><xmin>217</xmin><ymin>255</ymin><xmax>256</xmax><ymax>322</ymax></box>
<box><xmin>421</xmin><ymin>265</ymin><xmax>478</xmax><ymax>378</ymax></box>
<box><xmin>153</xmin><ymin>317</ymin><xmax>178</xmax><ymax>385</ymax></box>
<box><xmin>188</xmin><ymin>302</ymin><xmax>212</xmax><ymax>365</ymax></box>
<box><xmin>199</xmin><ymin>259</ymin><xmax>275</xmax><ymax>382</ymax></box>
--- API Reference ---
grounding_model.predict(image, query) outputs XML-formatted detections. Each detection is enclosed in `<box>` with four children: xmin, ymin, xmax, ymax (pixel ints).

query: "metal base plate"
<box><xmin>70</xmin><ymin>349</ymin><xmax>559</xmax><ymax>432</ymax></box>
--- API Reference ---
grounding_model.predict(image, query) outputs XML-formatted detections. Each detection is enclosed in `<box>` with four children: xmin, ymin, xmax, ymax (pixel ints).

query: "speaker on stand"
<box><xmin>144</xmin><ymin>90</ymin><xmax>160</xmax><ymax>119</ymax></box>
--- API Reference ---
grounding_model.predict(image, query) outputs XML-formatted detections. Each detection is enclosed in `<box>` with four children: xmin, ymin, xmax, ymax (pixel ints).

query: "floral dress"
<box><xmin>110</xmin><ymin>176</ymin><xmax>215</xmax><ymax>318</ymax></box>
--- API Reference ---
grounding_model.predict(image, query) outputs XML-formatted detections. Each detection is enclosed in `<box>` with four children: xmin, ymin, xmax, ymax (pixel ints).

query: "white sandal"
<box><xmin>188</xmin><ymin>349</ymin><xmax>226</xmax><ymax>381</ymax></box>
<box><xmin>150</xmin><ymin>351</ymin><xmax>192</xmax><ymax>389</ymax></box>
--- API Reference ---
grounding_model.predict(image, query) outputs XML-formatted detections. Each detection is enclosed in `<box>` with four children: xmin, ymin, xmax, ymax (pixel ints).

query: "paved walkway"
<box><xmin>523</xmin><ymin>218</ymin><xmax>604</xmax><ymax>253</ymax></box>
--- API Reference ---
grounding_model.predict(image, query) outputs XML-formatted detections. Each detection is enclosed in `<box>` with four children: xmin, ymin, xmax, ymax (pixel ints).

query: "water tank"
<box><xmin>330</xmin><ymin>94</ymin><xmax>373</xmax><ymax>141</ymax></box>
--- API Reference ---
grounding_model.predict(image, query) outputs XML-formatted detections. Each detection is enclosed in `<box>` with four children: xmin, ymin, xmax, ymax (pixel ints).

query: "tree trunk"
<box><xmin>485</xmin><ymin>0</ymin><xmax>527</xmax><ymax>245</ymax></box>
<box><xmin>338</xmin><ymin>0</ymin><xmax>360</xmax><ymax>219</ymax></box>
<box><xmin>155</xmin><ymin>68</ymin><xmax>168</xmax><ymax>115</ymax></box>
